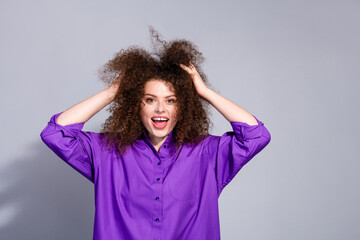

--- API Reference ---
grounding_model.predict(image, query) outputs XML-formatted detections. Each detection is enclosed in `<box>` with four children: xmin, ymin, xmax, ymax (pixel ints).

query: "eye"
<box><xmin>167</xmin><ymin>98</ymin><xmax>176</xmax><ymax>103</ymax></box>
<box><xmin>145</xmin><ymin>98</ymin><xmax>154</xmax><ymax>103</ymax></box>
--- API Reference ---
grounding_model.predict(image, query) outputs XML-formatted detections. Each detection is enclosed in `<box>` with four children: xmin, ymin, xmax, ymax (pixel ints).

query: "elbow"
<box><xmin>40</xmin><ymin>125</ymin><xmax>55</xmax><ymax>146</ymax></box>
<box><xmin>262</xmin><ymin>127</ymin><xmax>271</xmax><ymax>145</ymax></box>
<box><xmin>252</xmin><ymin>128</ymin><xmax>271</xmax><ymax>156</ymax></box>
<box><xmin>263</xmin><ymin>135</ymin><xmax>271</xmax><ymax>150</ymax></box>
<box><xmin>40</xmin><ymin>126</ymin><xmax>47</xmax><ymax>141</ymax></box>
<box><xmin>250</xmin><ymin>134</ymin><xmax>271</xmax><ymax>158</ymax></box>
<box><xmin>40</xmin><ymin>128</ymin><xmax>50</xmax><ymax>146</ymax></box>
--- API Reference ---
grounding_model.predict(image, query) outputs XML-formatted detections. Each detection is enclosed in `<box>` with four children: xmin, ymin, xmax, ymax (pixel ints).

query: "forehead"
<box><xmin>144</xmin><ymin>79</ymin><xmax>175</xmax><ymax>96</ymax></box>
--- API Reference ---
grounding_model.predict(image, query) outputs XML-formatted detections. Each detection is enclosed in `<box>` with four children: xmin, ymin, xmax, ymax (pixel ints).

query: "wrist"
<box><xmin>199</xmin><ymin>87</ymin><xmax>212</xmax><ymax>100</ymax></box>
<box><xmin>105</xmin><ymin>87</ymin><xmax>117</xmax><ymax>102</ymax></box>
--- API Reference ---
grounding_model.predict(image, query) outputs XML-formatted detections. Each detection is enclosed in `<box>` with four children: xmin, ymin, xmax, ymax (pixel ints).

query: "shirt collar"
<box><xmin>134</xmin><ymin>129</ymin><xmax>178</xmax><ymax>158</ymax></box>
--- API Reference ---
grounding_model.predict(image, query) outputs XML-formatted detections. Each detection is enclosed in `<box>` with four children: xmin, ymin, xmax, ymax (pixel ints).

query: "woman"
<box><xmin>40</xmin><ymin>29</ymin><xmax>271</xmax><ymax>240</ymax></box>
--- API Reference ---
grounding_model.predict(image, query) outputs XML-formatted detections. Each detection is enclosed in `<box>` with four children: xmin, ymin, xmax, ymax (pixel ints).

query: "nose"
<box><xmin>155</xmin><ymin>100</ymin><xmax>165</xmax><ymax>113</ymax></box>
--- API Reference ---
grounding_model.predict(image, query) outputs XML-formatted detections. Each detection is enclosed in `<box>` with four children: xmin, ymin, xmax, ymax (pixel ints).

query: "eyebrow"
<box><xmin>144</xmin><ymin>94</ymin><xmax>176</xmax><ymax>98</ymax></box>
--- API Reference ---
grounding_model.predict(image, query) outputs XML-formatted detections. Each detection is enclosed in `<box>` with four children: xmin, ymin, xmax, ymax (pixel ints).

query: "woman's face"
<box><xmin>140</xmin><ymin>79</ymin><xmax>178</xmax><ymax>145</ymax></box>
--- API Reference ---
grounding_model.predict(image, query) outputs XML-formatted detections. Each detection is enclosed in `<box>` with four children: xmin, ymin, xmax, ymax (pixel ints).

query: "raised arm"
<box><xmin>40</xmin><ymin>75</ymin><xmax>121</xmax><ymax>183</ymax></box>
<box><xmin>56</xmin><ymin>75</ymin><xmax>121</xmax><ymax>126</ymax></box>
<box><xmin>179</xmin><ymin>63</ymin><xmax>257</xmax><ymax>125</ymax></box>
<box><xmin>180</xmin><ymin>63</ymin><xmax>271</xmax><ymax>196</ymax></box>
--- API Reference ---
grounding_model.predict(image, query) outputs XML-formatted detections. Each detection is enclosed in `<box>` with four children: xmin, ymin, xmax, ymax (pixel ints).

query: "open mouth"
<box><xmin>151</xmin><ymin>118</ymin><xmax>169</xmax><ymax>123</ymax></box>
<box><xmin>151</xmin><ymin>117</ymin><xmax>169</xmax><ymax>129</ymax></box>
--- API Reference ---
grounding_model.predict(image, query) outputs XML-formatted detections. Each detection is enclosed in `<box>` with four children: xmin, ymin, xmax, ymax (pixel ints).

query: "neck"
<box><xmin>149</xmin><ymin>136</ymin><xmax>167</xmax><ymax>152</ymax></box>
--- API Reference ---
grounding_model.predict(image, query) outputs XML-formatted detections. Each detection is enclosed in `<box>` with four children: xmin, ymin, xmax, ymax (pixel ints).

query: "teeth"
<box><xmin>152</xmin><ymin>117</ymin><xmax>168</xmax><ymax>121</ymax></box>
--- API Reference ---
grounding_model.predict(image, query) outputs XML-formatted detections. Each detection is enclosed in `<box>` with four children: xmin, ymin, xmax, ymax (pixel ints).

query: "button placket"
<box><xmin>152</xmin><ymin>155</ymin><xmax>164</xmax><ymax>240</ymax></box>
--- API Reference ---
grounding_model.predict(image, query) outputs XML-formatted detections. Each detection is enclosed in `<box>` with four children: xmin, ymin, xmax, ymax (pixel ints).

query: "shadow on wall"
<box><xmin>0</xmin><ymin>140</ymin><xmax>94</xmax><ymax>239</ymax></box>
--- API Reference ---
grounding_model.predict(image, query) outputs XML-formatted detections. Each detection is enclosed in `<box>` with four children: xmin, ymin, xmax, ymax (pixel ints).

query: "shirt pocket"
<box><xmin>167</xmin><ymin>158</ymin><xmax>201</xmax><ymax>201</ymax></box>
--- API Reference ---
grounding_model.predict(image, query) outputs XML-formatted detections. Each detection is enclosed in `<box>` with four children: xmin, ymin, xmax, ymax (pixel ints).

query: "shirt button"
<box><xmin>163</xmin><ymin>145</ymin><xmax>166</xmax><ymax>148</ymax></box>
<box><xmin>155</xmin><ymin>196</ymin><xmax>159</xmax><ymax>200</ymax></box>
<box><xmin>155</xmin><ymin>218</ymin><xmax>160</xmax><ymax>222</ymax></box>
<box><xmin>157</xmin><ymin>161</ymin><xmax>161</xmax><ymax>165</ymax></box>
<box><xmin>156</xmin><ymin>178</ymin><xmax>160</xmax><ymax>181</ymax></box>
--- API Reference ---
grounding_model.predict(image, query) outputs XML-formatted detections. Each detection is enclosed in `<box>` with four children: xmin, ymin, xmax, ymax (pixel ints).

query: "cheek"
<box><xmin>171</xmin><ymin>107</ymin><xmax>178</xmax><ymax>122</ymax></box>
<box><xmin>139</xmin><ymin>108</ymin><xmax>148</xmax><ymax>123</ymax></box>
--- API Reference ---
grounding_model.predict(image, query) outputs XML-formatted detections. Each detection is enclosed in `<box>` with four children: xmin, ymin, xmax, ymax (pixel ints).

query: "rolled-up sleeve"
<box><xmin>40</xmin><ymin>112</ymin><xmax>98</xmax><ymax>183</ymax></box>
<box><xmin>206</xmin><ymin>115</ymin><xmax>271</xmax><ymax>196</ymax></box>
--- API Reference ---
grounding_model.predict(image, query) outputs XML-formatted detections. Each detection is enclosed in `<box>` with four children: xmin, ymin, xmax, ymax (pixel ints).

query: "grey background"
<box><xmin>1</xmin><ymin>0</ymin><xmax>359</xmax><ymax>239</ymax></box>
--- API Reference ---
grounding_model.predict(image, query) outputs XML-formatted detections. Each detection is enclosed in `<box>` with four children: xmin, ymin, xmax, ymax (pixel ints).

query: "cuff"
<box><xmin>230</xmin><ymin>115</ymin><xmax>264</xmax><ymax>141</ymax></box>
<box><xmin>49</xmin><ymin>111</ymin><xmax>85</xmax><ymax>138</ymax></box>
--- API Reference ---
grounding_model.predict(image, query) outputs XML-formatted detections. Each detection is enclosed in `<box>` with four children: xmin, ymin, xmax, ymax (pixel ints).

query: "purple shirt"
<box><xmin>40</xmin><ymin>111</ymin><xmax>271</xmax><ymax>240</ymax></box>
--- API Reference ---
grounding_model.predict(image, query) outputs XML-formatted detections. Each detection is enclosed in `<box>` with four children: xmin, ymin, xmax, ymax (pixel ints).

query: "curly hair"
<box><xmin>98</xmin><ymin>26</ymin><xmax>211</xmax><ymax>157</ymax></box>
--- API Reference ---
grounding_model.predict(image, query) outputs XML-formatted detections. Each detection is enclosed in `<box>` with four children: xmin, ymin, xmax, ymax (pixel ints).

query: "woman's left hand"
<box><xmin>179</xmin><ymin>62</ymin><xmax>209</xmax><ymax>97</ymax></box>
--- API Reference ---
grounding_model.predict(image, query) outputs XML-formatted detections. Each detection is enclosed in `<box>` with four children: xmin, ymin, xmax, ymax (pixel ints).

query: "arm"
<box><xmin>205</xmin><ymin>118</ymin><xmax>271</xmax><ymax>196</ymax></box>
<box><xmin>179</xmin><ymin>63</ymin><xmax>257</xmax><ymax>125</ymax></box>
<box><xmin>56</xmin><ymin>78</ymin><xmax>120</xmax><ymax>126</ymax></box>
<box><xmin>180</xmin><ymin>63</ymin><xmax>271</xmax><ymax>196</ymax></box>
<box><xmin>199</xmin><ymin>88</ymin><xmax>258</xmax><ymax>125</ymax></box>
<box><xmin>40</xmin><ymin>76</ymin><xmax>121</xmax><ymax>182</ymax></box>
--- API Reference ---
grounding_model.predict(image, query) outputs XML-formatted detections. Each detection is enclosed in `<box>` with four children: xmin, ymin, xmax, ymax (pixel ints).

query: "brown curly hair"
<box><xmin>98</xmin><ymin>26</ymin><xmax>211</xmax><ymax>156</ymax></box>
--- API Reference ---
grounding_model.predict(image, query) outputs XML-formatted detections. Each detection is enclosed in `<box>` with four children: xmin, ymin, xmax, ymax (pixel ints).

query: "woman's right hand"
<box><xmin>108</xmin><ymin>73</ymin><xmax>123</xmax><ymax>100</ymax></box>
<box><xmin>110</xmin><ymin>73</ymin><xmax>122</xmax><ymax>91</ymax></box>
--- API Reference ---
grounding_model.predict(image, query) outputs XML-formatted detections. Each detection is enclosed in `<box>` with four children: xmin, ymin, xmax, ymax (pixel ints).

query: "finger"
<box><xmin>180</xmin><ymin>64</ymin><xmax>191</xmax><ymax>72</ymax></box>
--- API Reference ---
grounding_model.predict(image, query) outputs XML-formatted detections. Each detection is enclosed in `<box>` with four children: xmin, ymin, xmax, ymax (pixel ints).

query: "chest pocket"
<box><xmin>167</xmin><ymin>158</ymin><xmax>201</xmax><ymax>201</ymax></box>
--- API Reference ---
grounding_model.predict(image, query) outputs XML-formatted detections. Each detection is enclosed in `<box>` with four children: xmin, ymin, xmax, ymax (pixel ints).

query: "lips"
<box><xmin>150</xmin><ymin>116</ymin><xmax>168</xmax><ymax>129</ymax></box>
<box><xmin>152</xmin><ymin>120</ymin><xmax>168</xmax><ymax>129</ymax></box>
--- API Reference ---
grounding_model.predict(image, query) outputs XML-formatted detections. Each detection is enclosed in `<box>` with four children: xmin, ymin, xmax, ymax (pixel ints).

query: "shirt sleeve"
<box><xmin>40</xmin><ymin>112</ymin><xmax>99</xmax><ymax>183</ymax></box>
<box><xmin>206</xmin><ymin>115</ymin><xmax>271</xmax><ymax>196</ymax></box>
